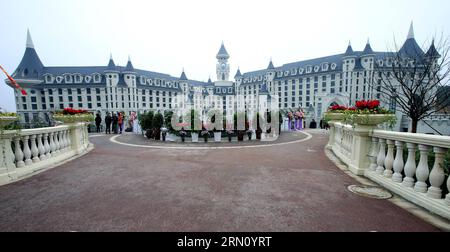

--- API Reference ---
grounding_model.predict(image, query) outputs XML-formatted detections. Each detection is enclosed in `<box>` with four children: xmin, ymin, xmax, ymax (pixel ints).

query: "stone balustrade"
<box><xmin>328</xmin><ymin>120</ymin><xmax>450</xmax><ymax>220</ymax></box>
<box><xmin>0</xmin><ymin>123</ymin><xmax>93</xmax><ymax>186</ymax></box>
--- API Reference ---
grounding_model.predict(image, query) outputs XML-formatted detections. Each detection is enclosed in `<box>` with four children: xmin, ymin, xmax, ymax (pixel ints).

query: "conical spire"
<box><xmin>426</xmin><ymin>39</ymin><xmax>441</xmax><ymax>58</ymax></box>
<box><xmin>234</xmin><ymin>67</ymin><xmax>242</xmax><ymax>78</ymax></box>
<box><xmin>107</xmin><ymin>53</ymin><xmax>116</xmax><ymax>68</ymax></box>
<box><xmin>207</xmin><ymin>76</ymin><xmax>212</xmax><ymax>84</ymax></box>
<box><xmin>180</xmin><ymin>68</ymin><xmax>188</xmax><ymax>81</ymax></box>
<box><xmin>407</xmin><ymin>21</ymin><xmax>415</xmax><ymax>40</ymax></box>
<box><xmin>26</xmin><ymin>29</ymin><xmax>34</xmax><ymax>48</ymax></box>
<box><xmin>217</xmin><ymin>41</ymin><xmax>230</xmax><ymax>59</ymax></box>
<box><xmin>362</xmin><ymin>38</ymin><xmax>374</xmax><ymax>55</ymax></box>
<box><xmin>267</xmin><ymin>58</ymin><xmax>275</xmax><ymax>69</ymax></box>
<box><xmin>13</xmin><ymin>29</ymin><xmax>44</xmax><ymax>79</ymax></box>
<box><xmin>125</xmin><ymin>55</ymin><xmax>134</xmax><ymax>71</ymax></box>
<box><xmin>344</xmin><ymin>41</ymin><xmax>354</xmax><ymax>56</ymax></box>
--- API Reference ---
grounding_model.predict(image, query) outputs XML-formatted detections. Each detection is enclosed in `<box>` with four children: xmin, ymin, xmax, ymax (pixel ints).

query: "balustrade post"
<box><xmin>368</xmin><ymin>137</ymin><xmax>379</xmax><ymax>171</ymax></box>
<box><xmin>376</xmin><ymin>138</ymin><xmax>386</xmax><ymax>174</ymax></box>
<box><xmin>37</xmin><ymin>134</ymin><xmax>46</xmax><ymax>161</ymax></box>
<box><xmin>61</xmin><ymin>130</ymin><xmax>68</xmax><ymax>151</ymax></box>
<box><xmin>66</xmin><ymin>129</ymin><xmax>72</xmax><ymax>150</ymax></box>
<box><xmin>414</xmin><ymin>144</ymin><xmax>430</xmax><ymax>193</ymax></box>
<box><xmin>54</xmin><ymin>131</ymin><xmax>60</xmax><ymax>154</ymax></box>
<box><xmin>30</xmin><ymin>134</ymin><xmax>40</xmax><ymax>163</ymax></box>
<box><xmin>13</xmin><ymin>136</ymin><xmax>25</xmax><ymax>168</ymax></box>
<box><xmin>427</xmin><ymin>147</ymin><xmax>446</xmax><ymax>199</ymax></box>
<box><xmin>383</xmin><ymin>140</ymin><xmax>395</xmax><ymax>178</ymax></box>
<box><xmin>0</xmin><ymin>137</ymin><xmax>16</xmax><ymax>173</ymax></box>
<box><xmin>22</xmin><ymin>135</ymin><xmax>32</xmax><ymax>166</ymax></box>
<box><xmin>392</xmin><ymin>141</ymin><xmax>405</xmax><ymax>183</ymax></box>
<box><xmin>49</xmin><ymin>132</ymin><xmax>56</xmax><ymax>157</ymax></box>
<box><xmin>43</xmin><ymin>133</ymin><xmax>51</xmax><ymax>159</ymax></box>
<box><xmin>402</xmin><ymin>143</ymin><xmax>417</xmax><ymax>188</ymax></box>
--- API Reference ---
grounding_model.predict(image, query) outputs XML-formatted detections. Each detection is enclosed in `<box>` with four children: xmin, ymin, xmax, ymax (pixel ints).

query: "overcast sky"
<box><xmin>1</xmin><ymin>0</ymin><xmax>449</xmax><ymax>112</ymax></box>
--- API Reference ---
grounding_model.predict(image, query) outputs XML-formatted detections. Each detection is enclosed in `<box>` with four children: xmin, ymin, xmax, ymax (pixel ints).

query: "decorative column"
<box><xmin>426</xmin><ymin>147</ymin><xmax>446</xmax><ymax>199</ymax></box>
<box><xmin>383</xmin><ymin>140</ymin><xmax>395</xmax><ymax>178</ymax></box>
<box><xmin>376</xmin><ymin>138</ymin><xmax>386</xmax><ymax>174</ymax></box>
<box><xmin>368</xmin><ymin>137</ymin><xmax>379</xmax><ymax>171</ymax></box>
<box><xmin>414</xmin><ymin>144</ymin><xmax>430</xmax><ymax>193</ymax></box>
<box><xmin>37</xmin><ymin>134</ymin><xmax>46</xmax><ymax>161</ymax></box>
<box><xmin>13</xmin><ymin>136</ymin><xmax>25</xmax><ymax>168</ymax></box>
<box><xmin>402</xmin><ymin>143</ymin><xmax>417</xmax><ymax>188</ymax></box>
<box><xmin>22</xmin><ymin>135</ymin><xmax>32</xmax><ymax>166</ymax></box>
<box><xmin>43</xmin><ymin>133</ymin><xmax>51</xmax><ymax>159</ymax></box>
<box><xmin>30</xmin><ymin>134</ymin><xmax>40</xmax><ymax>163</ymax></box>
<box><xmin>392</xmin><ymin>141</ymin><xmax>405</xmax><ymax>183</ymax></box>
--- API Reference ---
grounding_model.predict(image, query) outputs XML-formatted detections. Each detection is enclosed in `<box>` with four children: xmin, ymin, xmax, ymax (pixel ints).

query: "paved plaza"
<box><xmin>0</xmin><ymin>130</ymin><xmax>441</xmax><ymax>231</ymax></box>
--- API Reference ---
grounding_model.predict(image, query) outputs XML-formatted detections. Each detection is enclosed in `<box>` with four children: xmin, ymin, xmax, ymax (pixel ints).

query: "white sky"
<box><xmin>1</xmin><ymin>0</ymin><xmax>449</xmax><ymax>111</ymax></box>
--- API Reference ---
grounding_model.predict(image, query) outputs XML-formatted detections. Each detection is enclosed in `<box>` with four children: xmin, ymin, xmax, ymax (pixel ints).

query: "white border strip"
<box><xmin>110</xmin><ymin>131</ymin><xmax>312</xmax><ymax>150</ymax></box>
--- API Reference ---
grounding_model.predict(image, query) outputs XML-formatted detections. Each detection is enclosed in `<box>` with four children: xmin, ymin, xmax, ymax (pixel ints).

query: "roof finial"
<box><xmin>110</xmin><ymin>53</ymin><xmax>113</xmax><ymax>60</ymax></box>
<box><xmin>26</xmin><ymin>29</ymin><xmax>34</xmax><ymax>49</ymax></box>
<box><xmin>128</xmin><ymin>55</ymin><xmax>131</xmax><ymax>62</ymax></box>
<box><xmin>348</xmin><ymin>40</ymin><xmax>351</xmax><ymax>46</ymax></box>
<box><xmin>367</xmin><ymin>38</ymin><xmax>370</xmax><ymax>44</ymax></box>
<box><xmin>407</xmin><ymin>21</ymin><xmax>415</xmax><ymax>40</ymax></box>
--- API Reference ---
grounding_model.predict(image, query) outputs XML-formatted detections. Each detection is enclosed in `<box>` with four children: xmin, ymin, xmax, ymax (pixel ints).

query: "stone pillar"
<box><xmin>326</xmin><ymin>121</ymin><xmax>336</xmax><ymax>149</ymax></box>
<box><xmin>348</xmin><ymin>125</ymin><xmax>376</xmax><ymax>176</ymax></box>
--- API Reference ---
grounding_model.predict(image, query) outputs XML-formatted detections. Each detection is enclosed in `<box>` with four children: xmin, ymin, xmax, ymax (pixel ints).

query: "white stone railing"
<box><xmin>328</xmin><ymin>120</ymin><xmax>450</xmax><ymax>220</ymax></box>
<box><xmin>0</xmin><ymin>123</ymin><xmax>93</xmax><ymax>186</ymax></box>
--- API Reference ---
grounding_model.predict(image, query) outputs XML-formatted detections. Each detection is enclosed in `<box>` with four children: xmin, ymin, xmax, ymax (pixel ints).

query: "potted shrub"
<box><xmin>139</xmin><ymin>111</ymin><xmax>154</xmax><ymax>139</ymax></box>
<box><xmin>152</xmin><ymin>113</ymin><xmax>164</xmax><ymax>140</ymax></box>
<box><xmin>53</xmin><ymin>108</ymin><xmax>94</xmax><ymax>124</ymax></box>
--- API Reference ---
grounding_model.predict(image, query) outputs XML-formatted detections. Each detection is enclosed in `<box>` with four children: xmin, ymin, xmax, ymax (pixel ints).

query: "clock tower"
<box><xmin>216</xmin><ymin>42</ymin><xmax>230</xmax><ymax>81</ymax></box>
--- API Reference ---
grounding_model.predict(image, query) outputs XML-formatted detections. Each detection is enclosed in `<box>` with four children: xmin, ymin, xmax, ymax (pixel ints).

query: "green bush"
<box><xmin>139</xmin><ymin>111</ymin><xmax>154</xmax><ymax>130</ymax></box>
<box><xmin>152</xmin><ymin>113</ymin><xmax>164</xmax><ymax>129</ymax></box>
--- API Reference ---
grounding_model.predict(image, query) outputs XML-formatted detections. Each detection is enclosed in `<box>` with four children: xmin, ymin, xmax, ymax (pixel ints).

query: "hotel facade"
<box><xmin>6</xmin><ymin>24</ymin><xmax>449</xmax><ymax>134</ymax></box>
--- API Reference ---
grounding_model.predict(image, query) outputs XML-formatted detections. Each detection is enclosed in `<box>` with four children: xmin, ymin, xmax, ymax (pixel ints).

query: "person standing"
<box><xmin>112</xmin><ymin>113</ymin><xmax>118</xmax><ymax>134</ymax></box>
<box><xmin>118</xmin><ymin>112</ymin><xmax>124</xmax><ymax>134</ymax></box>
<box><xmin>95</xmin><ymin>114</ymin><xmax>102</xmax><ymax>133</ymax></box>
<box><xmin>105</xmin><ymin>112</ymin><xmax>112</xmax><ymax>134</ymax></box>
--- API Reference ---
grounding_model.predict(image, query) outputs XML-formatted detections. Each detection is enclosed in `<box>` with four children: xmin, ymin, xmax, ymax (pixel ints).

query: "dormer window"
<box><xmin>306</xmin><ymin>66</ymin><xmax>312</xmax><ymax>73</ymax></box>
<box><xmin>64</xmin><ymin>75</ymin><xmax>72</xmax><ymax>83</ymax></box>
<box><xmin>93</xmin><ymin>74</ymin><xmax>101</xmax><ymax>83</ymax></box>
<box><xmin>174</xmin><ymin>82</ymin><xmax>178</xmax><ymax>88</ymax></box>
<box><xmin>322</xmin><ymin>63</ymin><xmax>329</xmax><ymax>71</ymax></box>
<box><xmin>45</xmin><ymin>75</ymin><xmax>53</xmax><ymax>83</ymax></box>
<box><xmin>284</xmin><ymin>70</ymin><xmax>289</xmax><ymax>76</ymax></box>
<box><xmin>228</xmin><ymin>87</ymin><xmax>232</xmax><ymax>93</ymax></box>
<box><xmin>140</xmin><ymin>76</ymin><xmax>146</xmax><ymax>84</ymax></box>
<box><xmin>85</xmin><ymin>75</ymin><xmax>91</xmax><ymax>83</ymax></box>
<box><xmin>216</xmin><ymin>88</ymin><xmax>221</xmax><ymax>93</ymax></box>
<box><xmin>299</xmin><ymin>68</ymin><xmax>304</xmax><ymax>74</ymax></box>
<box><xmin>331</xmin><ymin>63</ymin><xmax>337</xmax><ymax>70</ymax></box>
<box><xmin>277</xmin><ymin>71</ymin><xmax>282</xmax><ymax>77</ymax></box>
<box><xmin>291</xmin><ymin>69</ymin><xmax>297</xmax><ymax>75</ymax></box>
<box><xmin>314</xmin><ymin>66</ymin><xmax>320</xmax><ymax>72</ymax></box>
<box><xmin>161</xmin><ymin>80</ymin><xmax>166</xmax><ymax>87</ymax></box>
<box><xmin>147</xmin><ymin>79</ymin><xmax>152</xmax><ymax>85</ymax></box>
<box><xmin>74</xmin><ymin>74</ymin><xmax>82</xmax><ymax>83</ymax></box>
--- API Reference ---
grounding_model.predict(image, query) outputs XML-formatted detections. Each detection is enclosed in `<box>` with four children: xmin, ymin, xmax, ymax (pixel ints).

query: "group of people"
<box><xmin>94</xmin><ymin>111</ymin><xmax>140</xmax><ymax>134</ymax></box>
<box><xmin>95</xmin><ymin>112</ymin><xmax>124</xmax><ymax>134</ymax></box>
<box><xmin>287</xmin><ymin>109</ymin><xmax>305</xmax><ymax>131</ymax></box>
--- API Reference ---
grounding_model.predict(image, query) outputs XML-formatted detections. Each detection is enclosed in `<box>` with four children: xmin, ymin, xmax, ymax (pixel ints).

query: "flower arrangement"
<box><xmin>53</xmin><ymin>108</ymin><xmax>94</xmax><ymax>123</ymax></box>
<box><xmin>343</xmin><ymin>100</ymin><xmax>396</xmax><ymax>127</ymax></box>
<box><xmin>328</xmin><ymin>105</ymin><xmax>348</xmax><ymax>112</ymax></box>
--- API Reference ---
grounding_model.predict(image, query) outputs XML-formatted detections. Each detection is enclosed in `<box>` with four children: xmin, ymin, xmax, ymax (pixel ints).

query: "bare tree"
<box><xmin>372</xmin><ymin>34</ymin><xmax>450</xmax><ymax>133</ymax></box>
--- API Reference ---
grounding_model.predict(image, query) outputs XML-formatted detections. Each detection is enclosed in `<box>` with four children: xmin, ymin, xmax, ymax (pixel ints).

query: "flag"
<box><xmin>0</xmin><ymin>65</ymin><xmax>27</xmax><ymax>95</ymax></box>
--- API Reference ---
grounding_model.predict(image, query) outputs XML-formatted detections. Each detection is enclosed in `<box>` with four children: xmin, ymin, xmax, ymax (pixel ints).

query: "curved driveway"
<box><xmin>0</xmin><ymin>131</ymin><xmax>440</xmax><ymax>231</ymax></box>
